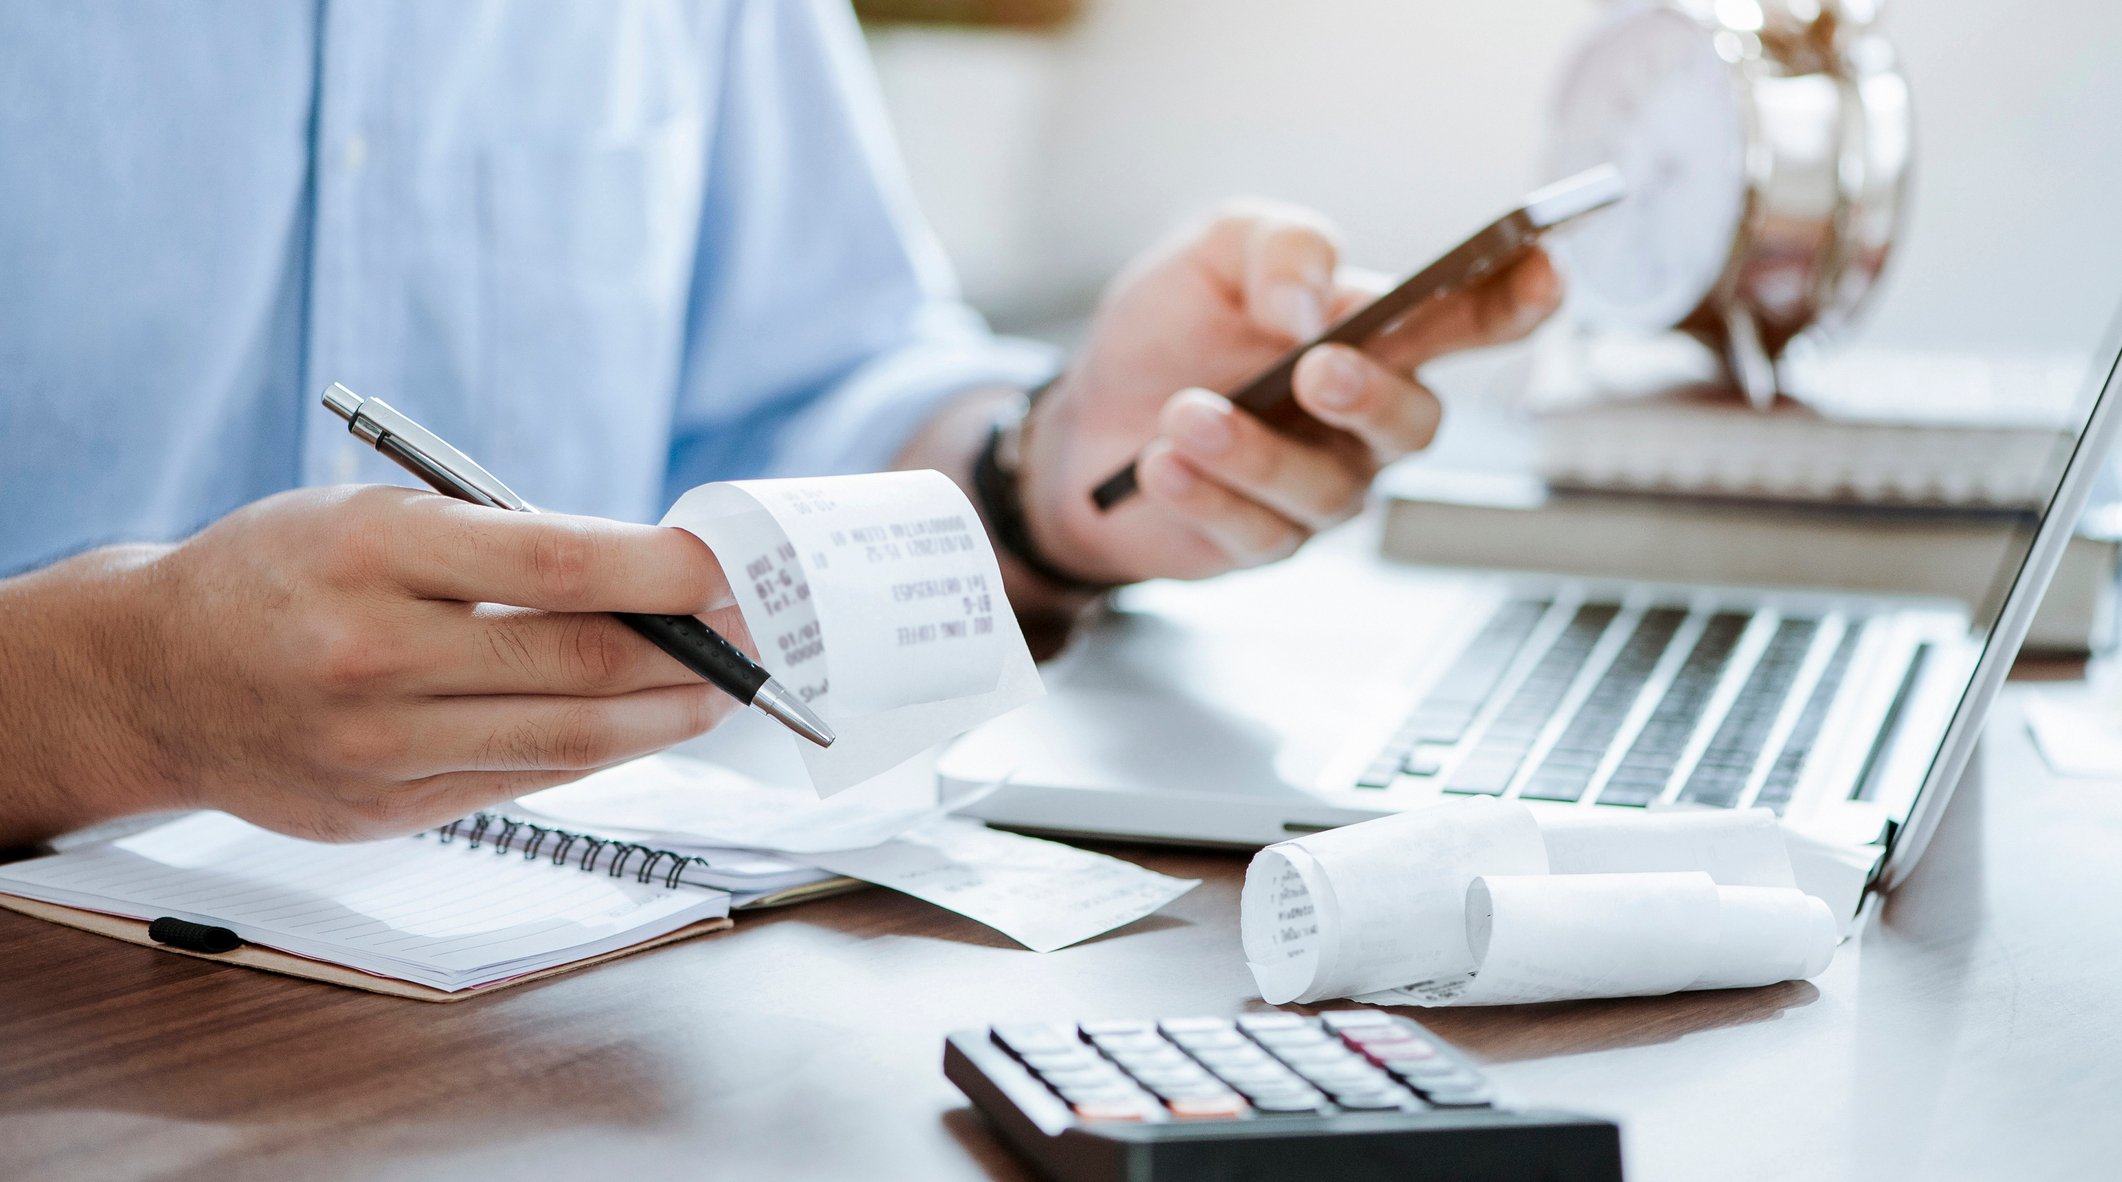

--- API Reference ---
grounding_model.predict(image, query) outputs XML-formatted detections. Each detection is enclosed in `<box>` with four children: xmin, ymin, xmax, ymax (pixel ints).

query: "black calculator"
<box><xmin>944</xmin><ymin>1010</ymin><xmax>1621</xmax><ymax>1182</ymax></box>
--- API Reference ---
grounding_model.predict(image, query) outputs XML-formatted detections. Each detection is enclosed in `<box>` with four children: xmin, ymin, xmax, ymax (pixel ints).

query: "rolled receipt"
<box><xmin>662</xmin><ymin>470</ymin><xmax>1042</xmax><ymax>794</ymax></box>
<box><xmin>1240</xmin><ymin>799</ymin><xmax>1547</xmax><ymax>1004</ymax></box>
<box><xmin>1241</xmin><ymin>799</ymin><xmax>1839</xmax><ymax>1007</ymax></box>
<box><xmin>1376</xmin><ymin>873</ymin><xmax>1835</xmax><ymax>1006</ymax></box>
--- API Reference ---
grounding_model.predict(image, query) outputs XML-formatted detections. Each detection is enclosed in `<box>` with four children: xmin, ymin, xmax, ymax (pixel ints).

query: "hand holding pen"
<box><xmin>323</xmin><ymin>385</ymin><xmax>831</xmax><ymax>747</ymax></box>
<box><xmin>24</xmin><ymin>389</ymin><xmax>825</xmax><ymax>846</ymax></box>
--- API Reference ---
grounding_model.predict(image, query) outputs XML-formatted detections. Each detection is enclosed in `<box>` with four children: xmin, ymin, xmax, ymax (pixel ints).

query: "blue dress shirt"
<box><xmin>0</xmin><ymin>0</ymin><xmax>1053</xmax><ymax>576</ymax></box>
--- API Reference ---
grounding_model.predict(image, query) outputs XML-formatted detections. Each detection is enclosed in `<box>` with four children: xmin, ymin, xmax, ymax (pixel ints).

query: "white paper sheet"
<box><xmin>515</xmin><ymin>753</ymin><xmax>975</xmax><ymax>855</ymax></box>
<box><xmin>662</xmin><ymin>471</ymin><xmax>1042</xmax><ymax>793</ymax></box>
<box><xmin>808</xmin><ymin>818</ymin><xmax>1198</xmax><ymax>953</ymax></box>
<box><xmin>1241</xmin><ymin>800</ymin><xmax>1842</xmax><ymax>1008</ymax></box>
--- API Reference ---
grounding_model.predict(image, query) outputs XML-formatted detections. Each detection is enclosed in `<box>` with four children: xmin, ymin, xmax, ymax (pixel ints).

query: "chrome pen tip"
<box><xmin>322</xmin><ymin>382</ymin><xmax>364</xmax><ymax>422</ymax></box>
<box><xmin>751</xmin><ymin>678</ymin><xmax>835</xmax><ymax>748</ymax></box>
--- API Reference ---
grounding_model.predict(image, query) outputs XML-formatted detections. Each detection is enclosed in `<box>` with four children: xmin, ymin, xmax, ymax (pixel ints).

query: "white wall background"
<box><xmin>870</xmin><ymin>0</ymin><xmax>2122</xmax><ymax>360</ymax></box>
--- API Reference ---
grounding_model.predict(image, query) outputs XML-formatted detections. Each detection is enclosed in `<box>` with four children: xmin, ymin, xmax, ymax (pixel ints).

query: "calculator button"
<box><xmin>1168</xmin><ymin>1028</ymin><xmax>1248</xmax><ymax>1051</ymax></box>
<box><xmin>1060</xmin><ymin>1081</ymin><xmax>1154</xmax><ymax>1104</ymax></box>
<box><xmin>1129</xmin><ymin>1065</ymin><xmax>1215</xmax><ymax>1090</ymax></box>
<box><xmin>1079</xmin><ymin>1019</ymin><xmax>1158</xmax><ymax>1039</ymax></box>
<box><xmin>1387</xmin><ymin>1058</ymin><xmax>1475</xmax><ymax>1083</ymax></box>
<box><xmin>1153</xmin><ymin>1081</ymin><xmax>1241</xmax><ymax>1102</ymax></box>
<box><xmin>1230</xmin><ymin>1072</ymin><xmax>1309</xmax><ymax>1097</ymax></box>
<box><xmin>1089</xmin><ymin>1032</ymin><xmax>1168</xmax><ymax>1055</ymax></box>
<box><xmin>1342</xmin><ymin>1025</ymin><xmax>1435</xmax><ymax>1048</ymax></box>
<box><xmin>1249</xmin><ymin>1094</ymin><xmax>1328</xmax><ymax>1115</ymax></box>
<box><xmin>1191</xmin><ymin>1045</ymin><xmax>1276</xmax><ymax>1069</ymax></box>
<box><xmin>1299</xmin><ymin>1062</ymin><xmax>1390</xmax><ymax>1087</ymax></box>
<box><xmin>1020</xmin><ymin>1050</ymin><xmax>1102</xmax><ymax>1073</ymax></box>
<box><xmin>1250</xmin><ymin>1026</ymin><xmax>1333</xmax><ymax>1049</ymax></box>
<box><xmin>1358</xmin><ymin>1039</ymin><xmax>1444</xmax><ymax>1064</ymax></box>
<box><xmin>1319</xmin><ymin>1010</ymin><xmax>1397</xmax><ymax>1030</ymax></box>
<box><xmin>1165</xmin><ymin>1094</ymin><xmax>1252</xmax><ymax>1120</ymax></box>
<box><xmin>995</xmin><ymin>1024</ymin><xmax>1082</xmax><ymax>1056</ymax></box>
<box><xmin>1109</xmin><ymin>1047</ymin><xmax>1193</xmax><ymax>1072</ymax></box>
<box><xmin>1158</xmin><ymin>1017</ymin><xmax>1237</xmax><ymax>1037</ymax></box>
<box><xmin>1071</xmin><ymin>1098</ymin><xmax>1159</xmax><ymax>1123</ymax></box>
<box><xmin>1207</xmin><ymin>1061</ymin><xmax>1296</xmax><ymax>1085</ymax></box>
<box><xmin>1236</xmin><ymin>1013</ymin><xmax>1317</xmax><ymax>1033</ymax></box>
<box><xmin>1040</xmin><ymin>1066</ymin><xmax>1129</xmax><ymax>1091</ymax></box>
<box><xmin>1401</xmin><ymin>1069</ymin><xmax>1486</xmax><ymax>1094</ymax></box>
<box><xmin>1272</xmin><ymin>1043</ymin><xmax>1361</xmax><ymax>1068</ymax></box>
<box><xmin>1331</xmin><ymin>1088</ymin><xmax>1417</xmax><ymax>1111</ymax></box>
<box><xmin>1418</xmin><ymin>1087</ymin><xmax>1495</xmax><ymax>1108</ymax></box>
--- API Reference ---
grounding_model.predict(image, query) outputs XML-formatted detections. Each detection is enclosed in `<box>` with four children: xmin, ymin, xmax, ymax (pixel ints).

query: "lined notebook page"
<box><xmin>0</xmin><ymin>813</ymin><xmax>730</xmax><ymax>990</ymax></box>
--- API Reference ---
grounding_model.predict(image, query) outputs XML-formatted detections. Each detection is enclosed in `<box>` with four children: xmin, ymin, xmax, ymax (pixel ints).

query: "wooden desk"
<box><xmin>3</xmin><ymin>689</ymin><xmax>2118</xmax><ymax>1182</ymax></box>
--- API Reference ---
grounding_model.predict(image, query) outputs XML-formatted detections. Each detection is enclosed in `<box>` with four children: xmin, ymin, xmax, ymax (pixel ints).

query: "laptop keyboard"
<box><xmin>1358</xmin><ymin>598</ymin><xmax>1870</xmax><ymax>815</ymax></box>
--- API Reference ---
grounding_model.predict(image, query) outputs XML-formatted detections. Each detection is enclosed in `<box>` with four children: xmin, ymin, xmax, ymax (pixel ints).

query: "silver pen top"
<box><xmin>322</xmin><ymin>382</ymin><xmax>533</xmax><ymax>512</ymax></box>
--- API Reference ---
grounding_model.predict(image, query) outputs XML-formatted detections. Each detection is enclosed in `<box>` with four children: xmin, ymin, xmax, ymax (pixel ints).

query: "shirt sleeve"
<box><xmin>662</xmin><ymin>0</ymin><xmax>1058</xmax><ymax>497</ymax></box>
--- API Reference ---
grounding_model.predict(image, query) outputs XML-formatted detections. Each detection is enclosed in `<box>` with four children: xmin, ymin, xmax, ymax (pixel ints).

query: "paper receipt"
<box><xmin>663</xmin><ymin>471</ymin><xmax>1042</xmax><ymax>793</ymax></box>
<box><xmin>1241</xmin><ymin>800</ymin><xmax>1840</xmax><ymax>1007</ymax></box>
<box><xmin>809</xmin><ymin>818</ymin><xmax>1199</xmax><ymax>953</ymax></box>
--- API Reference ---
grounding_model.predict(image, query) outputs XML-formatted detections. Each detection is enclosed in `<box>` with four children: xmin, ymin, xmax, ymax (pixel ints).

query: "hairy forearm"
<box><xmin>0</xmin><ymin>545</ymin><xmax>171</xmax><ymax>848</ymax></box>
<box><xmin>893</xmin><ymin>385</ymin><xmax>1103</xmax><ymax>640</ymax></box>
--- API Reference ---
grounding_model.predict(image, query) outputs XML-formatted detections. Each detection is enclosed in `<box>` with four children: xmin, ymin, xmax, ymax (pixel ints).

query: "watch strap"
<box><xmin>971</xmin><ymin>393</ymin><xmax>1114</xmax><ymax>597</ymax></box>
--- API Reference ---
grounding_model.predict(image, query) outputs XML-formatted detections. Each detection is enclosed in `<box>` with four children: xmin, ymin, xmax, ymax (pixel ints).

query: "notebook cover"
<box><xmin>0</xmin><ymin>894</ymin><xmax>733</xmax><ymax>1003</ymax></box>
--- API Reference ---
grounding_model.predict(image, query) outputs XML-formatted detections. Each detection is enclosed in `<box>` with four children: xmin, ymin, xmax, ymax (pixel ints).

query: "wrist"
<box><xmin>0</xmin><ymin>544</ymin><xmax>180</xmax><ymax>844</ymax></box>
<box><xmin>975</xmin><ymin>387</ymin><xmax>1113</xmax><ymax>599</ymax></box>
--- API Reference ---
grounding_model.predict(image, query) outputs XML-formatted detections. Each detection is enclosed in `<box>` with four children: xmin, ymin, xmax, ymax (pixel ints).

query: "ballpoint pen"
<box><xmin>321</xmin><ymin>383</ymin><xmax>835</xmax><ymax>748</ymax></box>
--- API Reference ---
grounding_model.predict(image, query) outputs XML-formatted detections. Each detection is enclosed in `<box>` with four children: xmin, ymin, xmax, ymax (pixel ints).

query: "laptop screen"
<box><xmin>1881</xmin><ymin>307</ymin><xmax>2122</xmax><ymax>881</ymax></box>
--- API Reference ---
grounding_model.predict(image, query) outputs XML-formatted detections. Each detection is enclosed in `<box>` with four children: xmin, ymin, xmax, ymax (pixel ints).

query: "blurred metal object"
<box><xmin>1546</xmin><ymin>0</ymin><xmax>1912</xmax><ymax>408</ymax></box>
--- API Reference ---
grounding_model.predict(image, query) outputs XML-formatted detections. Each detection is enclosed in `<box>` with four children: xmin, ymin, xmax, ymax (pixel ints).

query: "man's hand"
<box><xmin>0</xmin><ymin>486</ymin><xmax>741</xmax><ymax>846</ymax></box>
<box><xmin>1018</xmin><ymin>203</ymin><xmax>1560</xmax><ymax>587</ymax></box>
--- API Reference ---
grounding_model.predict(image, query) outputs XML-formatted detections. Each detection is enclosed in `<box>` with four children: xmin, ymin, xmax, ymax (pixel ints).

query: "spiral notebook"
<box><xmin>0</xmin><ymin>812</ymin><xmax>749</xmax><ymax>1000</ymax></box>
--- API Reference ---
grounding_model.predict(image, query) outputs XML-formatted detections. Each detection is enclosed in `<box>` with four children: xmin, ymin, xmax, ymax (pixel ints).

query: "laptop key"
<box><xmin>1678</xmin><ymin>618</ymin><xmax>1819</xmax><ymax>808</ymax></box>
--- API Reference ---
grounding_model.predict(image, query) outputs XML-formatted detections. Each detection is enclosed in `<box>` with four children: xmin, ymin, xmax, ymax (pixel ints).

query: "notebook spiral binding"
<box><xmin>427</xmin><ymin>812</ymin><xmax>715</xmax><ymax>890</ymax></box>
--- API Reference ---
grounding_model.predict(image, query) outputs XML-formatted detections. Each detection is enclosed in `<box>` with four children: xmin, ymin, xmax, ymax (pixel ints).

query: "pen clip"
<box><xmin>322</xmin><ymin>384</ymin><xmax>533</xmax><ymax>512</ymax></box>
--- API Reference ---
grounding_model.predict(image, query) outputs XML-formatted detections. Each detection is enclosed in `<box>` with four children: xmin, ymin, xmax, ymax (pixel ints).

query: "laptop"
<box><xmin>938</xmin><ymin>310</ymin><xmax>2122</xmax><ymax>901</ymax></box>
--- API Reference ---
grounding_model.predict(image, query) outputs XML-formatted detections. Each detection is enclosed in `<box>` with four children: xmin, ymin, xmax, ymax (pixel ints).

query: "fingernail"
<box><xmin>1176</xmin><ymin>393</ymin><xmax>1234</xmax><ymax>455</ymax></box>
<box><xmin>1311</xmin><ymin>349</ymin><xmax>1363</xmax><ymax>410</ymax></box>
<box><xmin>1269</xmin><ymin>283</ymin><xmax>1326</xmax><ymax>340</ymax></box>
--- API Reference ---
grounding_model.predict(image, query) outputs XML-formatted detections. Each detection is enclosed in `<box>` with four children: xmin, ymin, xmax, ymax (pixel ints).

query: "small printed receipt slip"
<box><xmin>1241</xmin><ymin>800</ymin><xmax>1838</xmax><ymax>1007</ymax></box>
<box><xmin>664</xmin><ymin>471</ymin><xmax>1042</xmax><ymax>794</ymax></box>
<box><xmin>809</xmin><ymin>819</ymin><xmax>1199</xmax><ymax>953</ymax></box>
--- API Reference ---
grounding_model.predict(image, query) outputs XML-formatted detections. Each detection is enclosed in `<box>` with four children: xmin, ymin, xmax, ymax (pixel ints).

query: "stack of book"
<box><xmin>1380</xmin><ymin>339</ymin><xmax>2117</xmax><ymax>656</ymax></box>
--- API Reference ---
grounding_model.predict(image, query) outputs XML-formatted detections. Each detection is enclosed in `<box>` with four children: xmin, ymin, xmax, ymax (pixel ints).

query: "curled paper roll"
<box><xmin>1240</xmin><ymin>800</ymin><xmax>1547</xmax><ymax>1004</ymax></box>
<box><xmin>1240</xmin><ymin>799</ymin><xmax>1841</xmax><ymax>1007</ymax></box>
<box><xmin>1392</xmin><ymin>873</ymin><xmax>1836</xmax><ymax>1006</ymax></box>
<box><xmin>662</xmin><ymin>471</ymin><xmax>1043</xmax><ymax>793</ymax></box>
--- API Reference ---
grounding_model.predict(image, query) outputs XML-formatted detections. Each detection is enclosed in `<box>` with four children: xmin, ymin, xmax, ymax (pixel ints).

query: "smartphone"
<box><xmin>1089</xmin><ymin>165</ymin><xmax>1626</xmax><ymax>512</ymax></box>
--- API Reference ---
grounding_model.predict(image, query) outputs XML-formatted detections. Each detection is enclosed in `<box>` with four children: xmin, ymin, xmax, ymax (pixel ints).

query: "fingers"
<box><xmin>413</xmin><ymin>606</ymin><xmax>708</xmax><ymax>697</ymax></box>
<box><xmin>1196</xmin><ymin>203</ymin><xmax>1342</xmax><ymax>342</ymax></box>
<box><xmin>333</xmin><ymin>489</ymin><xmax>734</xmax><ymax>615</ymax></box>
<box><xmin>1136</xmin><ymin>439</ymin><xmax>1309</xmax><ymax>570</ymax></box>
<box><xmin>1156</xmin><ymin>389</ymin><xmax>1368</xmax><ymax>528</ymax></box>
<box><xmin>343</xmin><ymin>682</ymin><xmax>738</xmax><ymax>779</ymax></box>
<box><xmin>1290</xmin><ymin>345</ymin><xmax>1445</xmax><ymax>463</ymax></box>
<box><xmin>1369</xmin><ymin>249</ymin><xmax>1562</xmax><ymax>373</ymax></box>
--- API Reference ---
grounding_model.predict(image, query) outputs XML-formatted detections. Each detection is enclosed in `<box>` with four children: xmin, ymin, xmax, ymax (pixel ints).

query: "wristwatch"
<box><xmin>972</xmin><ymin>383</ymin><xmax>1115</xmax><ymax>597</ymax></box>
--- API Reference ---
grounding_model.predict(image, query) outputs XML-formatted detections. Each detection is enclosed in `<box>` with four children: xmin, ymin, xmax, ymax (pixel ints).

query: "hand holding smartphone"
<box><xmin>1089</xmin><ymin>165</ymin><xmax>1626</xmax><ymax>512</ymax></box>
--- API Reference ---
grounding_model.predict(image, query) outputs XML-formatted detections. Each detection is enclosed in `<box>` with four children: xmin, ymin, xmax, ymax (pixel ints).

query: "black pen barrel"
<box><xmin>613</xmin><ymin>612</ymin><xmax>771</xmax><ymax>703</ymax></box>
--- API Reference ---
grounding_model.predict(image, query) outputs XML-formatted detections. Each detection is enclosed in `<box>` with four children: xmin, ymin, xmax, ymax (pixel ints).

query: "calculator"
<box><xmin>944</xmin><ymin>1010</ymin><xmax>1621</xmax><ymax>1182</ymax></box>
